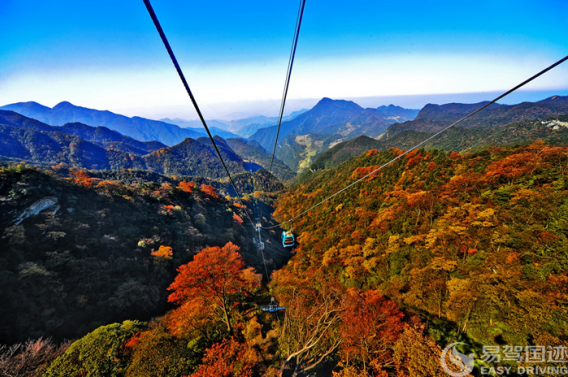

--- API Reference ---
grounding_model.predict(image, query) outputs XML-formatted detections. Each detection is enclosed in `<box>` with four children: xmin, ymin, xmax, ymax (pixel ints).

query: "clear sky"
<box><xmin>1</xmin><ymin>0</ymin><xmax>567</xmax><ymax>120</ymax></box>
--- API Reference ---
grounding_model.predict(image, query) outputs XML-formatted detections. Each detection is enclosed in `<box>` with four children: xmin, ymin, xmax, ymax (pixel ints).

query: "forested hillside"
<box><xmin>14</xmin><ymin>140</ymin><xmax>568</xmax><ymax>376</ymax></box>
<box><xmin>226</xmin><ymin>138</ymin><xmax>296</xmax><ymax>182</ymax></box>
<box><xmin>271</xmin><ymin>141</ymin><xmax>568</xmax><ymax>375</ymax></box>
<box><xmin>0</xmin><ymin>164</ymin><xmax>287</xmax><ymax>345</ymax></box>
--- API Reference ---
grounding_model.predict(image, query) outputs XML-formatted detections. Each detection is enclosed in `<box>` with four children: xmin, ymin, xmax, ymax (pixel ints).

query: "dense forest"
<box><xmin>4</xmin><ymin>139</ymin><xmax>567</xmax><ymax>376</ymax></box>
<box><xmin>0</xmin><ymin>164</ymin><xmax>288</xmax><ymax>346</ymax></box>
<box><xmin>271</xmin><ymin>141</ymin><xmax>568</xmax><ymax>375</ymax></box>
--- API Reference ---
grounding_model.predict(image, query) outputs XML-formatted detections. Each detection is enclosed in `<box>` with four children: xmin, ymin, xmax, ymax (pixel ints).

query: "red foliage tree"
<box><xmin>167</xmin><ymin>242</ymin><xmax>260</xmax><ymax>335</ymax></box>
<box><xmin>200</xmin><ymin>184</ymin><xmax>219</xmax><ymax>199</ymax></box>
<box><xmin>340</xmin><ymin>289</ymin><xmax>404</xmax><ymax>371</ymax></box>
<box><xmin>192</xmin><ymin>338</ymin><xmax>257</xmax><ymax>377</ymax></box>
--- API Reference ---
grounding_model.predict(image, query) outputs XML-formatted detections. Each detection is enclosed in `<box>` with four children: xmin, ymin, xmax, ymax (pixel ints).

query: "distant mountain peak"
<box><xmin>315</xmin><ymin>97</ymin><xmax>361</xmax><ymax>108</ymax></box>
<box><xmin>5</xmin><ymin>101</ymin><xmax>51</xmax><ymax>112</ymax></box>
<box><xmin>53</xmin><ymin>101</ymin><xmax>75</xmax><ymax>108</ymax></box>
<box><xmin>538</xmin><ymin>95</ymin><xmax>568</xmax><ymax>104</ymax></box>
<box><xmin>378</xmin><ymin>104</ymin><xmax>404</xmax><ymax>110</ymax></box>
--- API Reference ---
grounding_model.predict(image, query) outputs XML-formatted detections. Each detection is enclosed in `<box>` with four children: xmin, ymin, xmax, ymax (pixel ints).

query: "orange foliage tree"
<box><xmin>167</xmin><ymin>242</ymin><xmax>261</xmax><ymax>336</ymax></box>
<box><xmin>233</xmin><ymin>213</ymin><xmax>244</xmax><ymax>225</ymax></box>
<box><xmin>72</xmin><ymin>170</ymin><xmax>93</xmax><ymax>188</ymax></box>
<box><xmin>177</xmin><ymin>181</ymin><xmax>195</xmax><ymax>193</ymax></box>
<box><xmin>200</xmin><ymin>184</ymin><xmax>219</xmax><ymax>199</ymax></box>
<box><xmin>151</xmin><ymin>245</ymin><xmax>173</xmax><ymax>259</ymax></box>
<box><xmin>192</xmin><ymin>338</ymin><xmax>258</xmax><ymax>377</ymax></box>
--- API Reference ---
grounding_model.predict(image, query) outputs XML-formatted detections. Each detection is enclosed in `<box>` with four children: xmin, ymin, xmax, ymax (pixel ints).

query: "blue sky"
<box><xmin>1</xmin><ymin>0</ymin><xmax>567</xmax><ymax>120</ymax></box>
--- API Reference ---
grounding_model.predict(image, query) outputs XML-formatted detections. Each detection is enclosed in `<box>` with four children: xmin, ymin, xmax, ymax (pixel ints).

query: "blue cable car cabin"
<box><xmin>282</xmin><ymin>230</ymin><xmax>295</xmax><ymax>247</ymax></box>
<box><xmin>261</xmin><ymin>297</ymin><xmax>285</xmax><ymax>312</ymax></box>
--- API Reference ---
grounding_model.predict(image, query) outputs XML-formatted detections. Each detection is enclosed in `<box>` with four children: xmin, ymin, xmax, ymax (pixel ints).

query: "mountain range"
<box><xmin>4</xmin><ymin>95</ymin><xmax>567</xmax><ymax>183</ymax></box>
<box><xmin>0</xmin><ymin>98</ymin><xmax>419</xmax><ymax>176</ymax></box>
<box><xmin>1</xmin><ymin>101</ymin><xmax>203</xmax><ymax>146</ymax></box>
<box><xmin>307</xmin><ymin>95</ymin><xmax>568</xmax><ymax>172</ymax></box>
<box><xmin>0</xmin><ymin>101</ymin><xmax>311</xmax><ymax>147</ymax></box>
<box><xmin>249</xmin><ymin>98</ymin><xmax>419</xmax><ymax>172</ymax></box>
<box><xmin>0</xmin><ymin>110</ymin><xmax>294</xmax><ymax>181</ymax></box>
<box><xmin>389</xmin><ymin>95</ymin><xmax>568</xmax><ymax>133</ymax></box>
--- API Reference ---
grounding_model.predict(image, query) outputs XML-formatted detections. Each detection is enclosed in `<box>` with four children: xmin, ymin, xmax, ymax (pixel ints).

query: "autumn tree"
<box><xmin>126</xmin><ymin>321</ymin><xmax>205</xmax><ymax>377</ymax></box>
<box><xmin>192</xmin><ymin>338</ymin><xmax>258</xmax><ymax>377</ymax></box>
<box><xmin>200</xmin><ymin>184</ymin><xmax>219</xmax><ymax>199</ymax></box>
<box><xmin>71</xmin><ymin>169</ymin><xmax>92</xmax><ymax>188</ymax></box>
<box><xmin>151</xmin><ymin>245</ymin><xmax>173</xmax><ymax>259</ymax></box>
<box><xmin>233</xmin><ymin>213</ymin><xmax>244</xmax><ymax>226</ymax></box>
<box><xmin>0</xmin><ymin>338</ymin><xmax>69</xmax><ymax>377</ymax></box>
<box><xmin>177</xmin><ymin>180</ymin><xmax>195</xmax><ymax>193</ymax></box>
<box><xmin>272</xmin><ymin>270</ymin><xmax>344</xmax><ymax>377</ymax></box>
<box><xmin>339</xmin><ymin>289</ymin><xmax>404</xmax><ymax>372</ymax></box>
<box><xmin>168</xmin><ymin>242</ymin><xmax>261</xmax><ymax>336</ymax></box>
<box><xmin>392</xmin><ymin>325</ymin><xmax>473</xmax><ymax>377</ymax></box>
<box><xmin>96</xmin><ymin>180</ymin><xmax>127</xmax><ymax>195</ymax></box>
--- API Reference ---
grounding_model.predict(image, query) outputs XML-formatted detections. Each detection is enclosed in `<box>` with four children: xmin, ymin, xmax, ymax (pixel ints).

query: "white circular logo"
<box><xmin>440</xmin><ymin>342</ymin><xmax>475</xmax><ymax>377</ymax></box>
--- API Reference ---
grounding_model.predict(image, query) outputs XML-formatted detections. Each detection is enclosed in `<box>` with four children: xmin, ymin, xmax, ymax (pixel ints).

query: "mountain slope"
<box><xmin>1</xmin><ymin>101</ymin><xmax>203</xmax><ymax>146</ymax></box>
<box><xmin>159</xmin><ymin>117</ymin><xmax>239</xmax><ymax>140</ymax></box>
<box><xmin>225</xmin><ymin>138</ymin><xmax>296</xmax><ymax>182</ymax></box>
<box><xmin>309</xmin><ymin>116</ymin><xmax>568</xmax><ymax>173</ymax></box>
<box><xmin>144</xmin><ymin>136</ymin><xmax>247</xmax><ymax>179</ymax></box>
<box><xmin>274</xmin><ymin>141</ymin><xmax>568</xmax><ymax>362</ymax></box>
<box><xmin>60</xmin><ymin>123</ymin><xmax>165</xmax><ymax>154</ymax></box>
<box><xmin>277</xmin><ymin>133</ymin><xmax>341</xmax><ymax>172</ymax></box>
<box><xmin>0</xmin><ymin>164</ymin><xmax>287</xmax><ymax>344</ymax></box>
<box><xmin>310</xmin><ymin>135</ymin><xmax>384</xmax><ymax>171</ymax></box>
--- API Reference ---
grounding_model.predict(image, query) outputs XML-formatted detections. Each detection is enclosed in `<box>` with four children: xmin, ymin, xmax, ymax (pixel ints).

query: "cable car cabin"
<box><xmin>261</xmin><ymin>297</ymin><xmax>285</xmax><ymax>313</ymax></box>
<box><xmin>282</xmin><ymin>230</ymin><xmax>295</xmax><ymax>248</ymax></box>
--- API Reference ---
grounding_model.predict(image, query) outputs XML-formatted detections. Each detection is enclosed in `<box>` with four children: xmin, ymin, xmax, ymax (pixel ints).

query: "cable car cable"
<box><xmin>250</xmin><ymin>170</ymin><xmax>271</xmax><ymax>281</ymax></box>
<box><xmin>263</xmin><ymin>54</ymin><xmax>568</xmax><ymax>229</ymax></box>
<box><xmin>269</xmin><ymin>0</ymin><xmax>307</xmax><ymax>173</ymax></box>
<box><xmin>142</xmin><ymin>0</ymin><xmax>255</xmax><ymax>226</ymax></box>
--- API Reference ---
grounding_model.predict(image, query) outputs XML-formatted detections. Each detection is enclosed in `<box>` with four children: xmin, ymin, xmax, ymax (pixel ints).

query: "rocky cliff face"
<box><xmin>13</xmin><ymin>197</ymin><xmax>59</xmax><ymax>225</ymax></box>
